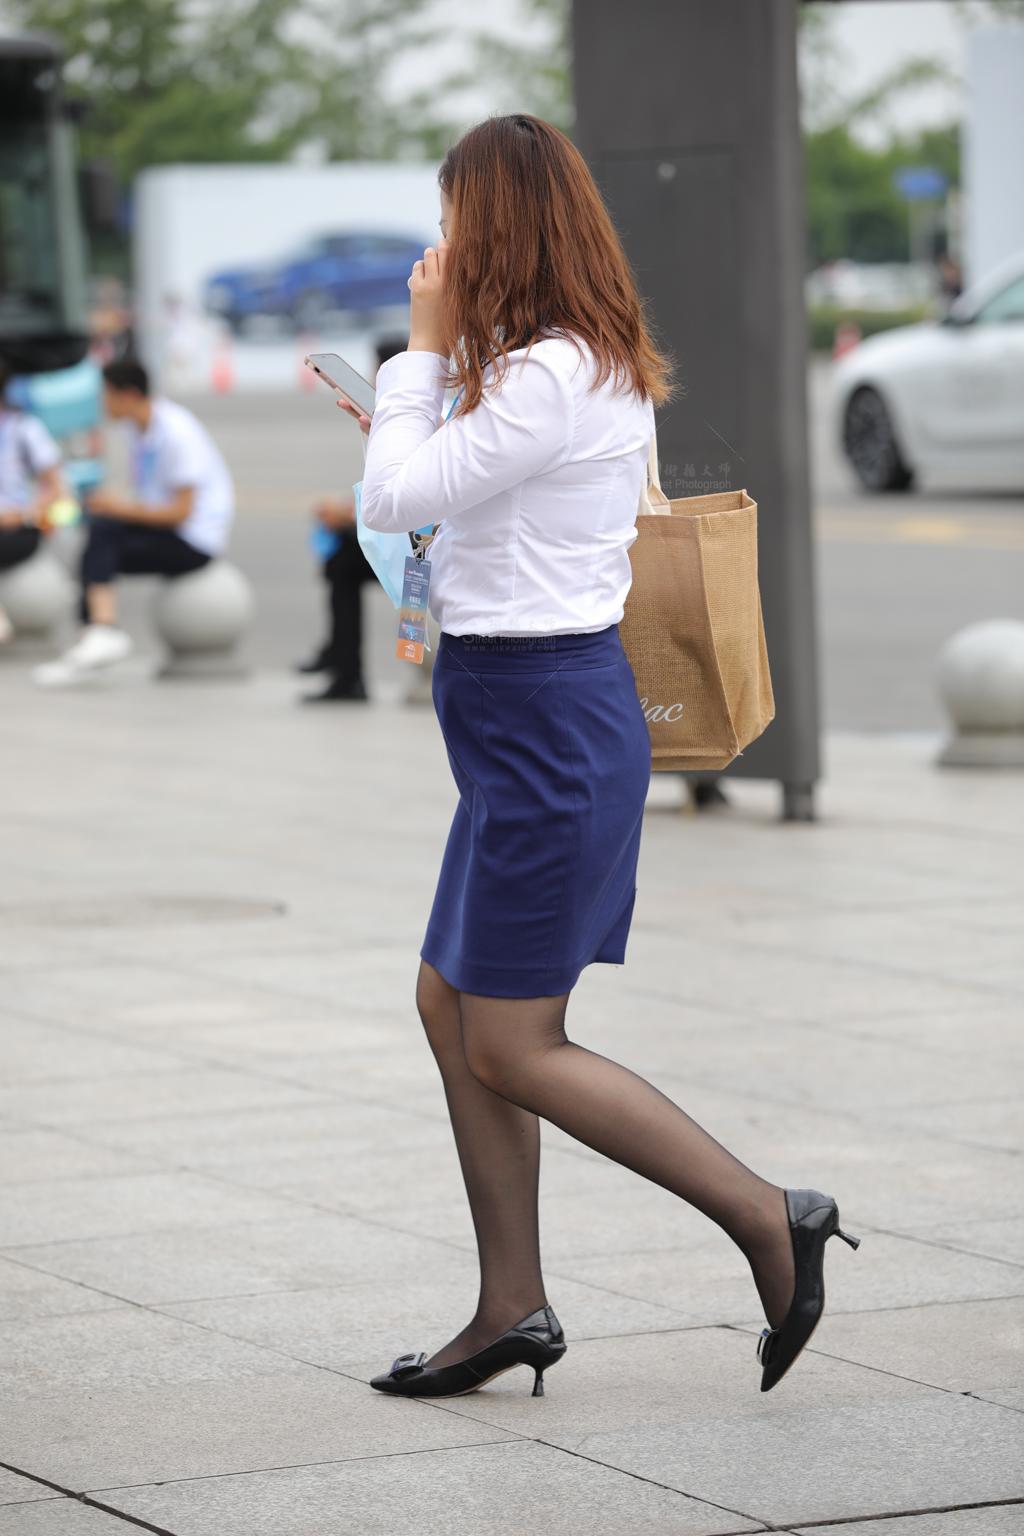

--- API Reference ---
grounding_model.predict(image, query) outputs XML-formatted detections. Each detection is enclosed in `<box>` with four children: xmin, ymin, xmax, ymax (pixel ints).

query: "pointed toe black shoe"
<box><xmin>757</xmin><ymin>1187</ymin><xmax>861</xmax><ymax>1394</ymax></box>
<box><xmin>370</xmin><ymin>1305</ymin><xmax>567</xmax><ymax>1399</ymax></box>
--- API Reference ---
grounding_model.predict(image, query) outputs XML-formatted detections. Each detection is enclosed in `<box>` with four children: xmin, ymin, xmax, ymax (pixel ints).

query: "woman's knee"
<box><xmin>415</xmin><ymin>960</ymin><xmax>461</xmax><ymax>1058</ymax></box>
<box><xmin>463</xmin><ymin>1033</ymin><xmax>519</xmax><ymax>1096</ymax></box>
<box><xmin>462</xmin><ymin>1012</ymin><xmax>567</xmax><ymax>1099</ymax></box>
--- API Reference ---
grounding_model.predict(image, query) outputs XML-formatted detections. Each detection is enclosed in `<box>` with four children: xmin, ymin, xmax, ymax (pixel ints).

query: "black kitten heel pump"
<box><xmin>757</xmin><ymin>1188</ymin><xmax>861</xmax><ymax>1394</ymax></box>
<box><xmin>370</xmin><ymin>1304</ymin><xmax>567</xmax><ymax>1399</ymax></box>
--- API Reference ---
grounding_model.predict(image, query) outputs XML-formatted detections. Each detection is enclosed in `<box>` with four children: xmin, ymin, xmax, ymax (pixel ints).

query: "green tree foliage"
<box><xmin>8</xmin><ymin>0</ymin><xmax>575</xmax><ymax>181</ymax></box>
<box><xmin>799</xmin><ymin>3</ymin><xmax>972</xmax><ymax>266</ymax></box>
<box><xmin>6</xmin><ymin>0</ymin><xmax>460</xmax><ymax>177</ymax></box>
<box><xmin>456</xmin><ymin>0</ymin><xmax>571</xmax><ymax>131</ymax></box>
<box><xmin>805</xmin><ymin>123</ymin><xmax>959</xmax><ymax>265</ymax></box>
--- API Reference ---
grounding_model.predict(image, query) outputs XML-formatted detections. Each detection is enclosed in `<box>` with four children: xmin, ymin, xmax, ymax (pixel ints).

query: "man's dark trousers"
<box><xmin>325</xmin><ymin>533</ymin><xmax>376</xmax><ymax>688</ymax></box>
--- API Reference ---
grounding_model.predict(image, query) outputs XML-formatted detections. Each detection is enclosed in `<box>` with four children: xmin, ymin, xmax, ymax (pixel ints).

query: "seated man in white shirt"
<box><xmin>0</xmin><ymin>358</ymin><xmax>65</xmax><ymax>644</ymax></box>
<box><xmin>36</xmin><ymin>359</ymin><xmax>235</xmax><ymax>685</ymax></box>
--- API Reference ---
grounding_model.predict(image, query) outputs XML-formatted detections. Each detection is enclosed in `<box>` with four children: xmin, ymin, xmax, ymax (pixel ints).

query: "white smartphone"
<box><xmin>304</xmin><ymin>352</ymin><xmax>376</xmax><ymax>417</ymax></box>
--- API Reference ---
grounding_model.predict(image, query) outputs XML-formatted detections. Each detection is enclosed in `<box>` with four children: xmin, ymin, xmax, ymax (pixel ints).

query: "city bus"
<box><xmin>0</xmin><ymin>33</ymin><xmax>114</xmax><ymax>495</ymax></box>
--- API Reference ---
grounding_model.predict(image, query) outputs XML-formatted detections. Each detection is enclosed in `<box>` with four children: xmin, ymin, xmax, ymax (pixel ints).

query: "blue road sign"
<box><xmin>893</xmin><ymin>166</ymin><xmax>948</xmax><ymax>201</ymax></box>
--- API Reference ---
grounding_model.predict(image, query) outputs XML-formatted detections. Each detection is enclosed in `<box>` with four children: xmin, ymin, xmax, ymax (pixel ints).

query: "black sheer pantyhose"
<box><xmin>415</xmin><ymin>961</ymin><xmax>795</xmax><ymax>1370</ymax></box>
<box><xmin>416</xmin><ymin>963</ymin><xmax>548</xmax><ymax>1369</ymax></box>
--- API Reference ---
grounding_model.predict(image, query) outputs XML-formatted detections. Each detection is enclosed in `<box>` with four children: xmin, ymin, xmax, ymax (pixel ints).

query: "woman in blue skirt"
<box><xmin>354</xmin><ymin>115</ymin><xmax>858</xmax><ymax>1401</ymax></box>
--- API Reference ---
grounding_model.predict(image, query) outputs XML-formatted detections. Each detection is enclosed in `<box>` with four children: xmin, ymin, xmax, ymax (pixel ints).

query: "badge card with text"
<box><xmin>396</xmin><ymin>554</ymin><xmax>431</xmax><ymax>664</ymax></box>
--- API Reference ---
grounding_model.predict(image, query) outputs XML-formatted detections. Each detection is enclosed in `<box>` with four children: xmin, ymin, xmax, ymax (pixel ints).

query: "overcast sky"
<box><xmin>392</xmin><ymin>0</ymin><xmax>1022</xmax><ymax>144</ymax></box>
<box><xmin>808</xmin><ymin>0</ymin><xmax>1013</xmax><ymax>141</ymax></box>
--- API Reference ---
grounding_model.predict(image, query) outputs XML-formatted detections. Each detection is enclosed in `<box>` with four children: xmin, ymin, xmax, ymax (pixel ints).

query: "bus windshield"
<box><xmin>0</xmin><ymin>40</ymin><xmax>88</xmax><ymax>366</ymax></box>
<box><xmin>0</xmin><ymin>123</ymin><xmax>63</xmax><ymax>335</ymax></box>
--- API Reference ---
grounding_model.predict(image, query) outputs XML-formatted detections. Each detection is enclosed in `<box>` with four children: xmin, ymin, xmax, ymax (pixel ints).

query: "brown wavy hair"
<box><xmin>438</xmin><ymin>114</ymin><xmax>674</xmax><ymax>415</ymax></box>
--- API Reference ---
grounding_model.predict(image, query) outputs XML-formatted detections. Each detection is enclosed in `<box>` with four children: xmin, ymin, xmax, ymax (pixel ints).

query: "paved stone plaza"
<box><xmin>1</xmin><ymin>662</ymin><xmax>1022</xmax><ymax>1534</ymax></box>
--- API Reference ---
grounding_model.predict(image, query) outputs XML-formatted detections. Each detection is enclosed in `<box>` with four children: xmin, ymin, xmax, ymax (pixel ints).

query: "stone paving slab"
<box><xmin>2</xmin><ymin>1016</ymin><xmax>190</xmax><ymax>1084</ymax></box>
<box><xmin>871</xmin><ymin>1097</ymin><xmax>1024</xmax><ymax>1155</ymax></box>
<box><xmin>159</xmin><ymin>1271</ymin><xmax>701</xmax><ymax>1371</ymax></box>
<box><xmin>791</xmin><ymin>1507</ymin><xmax>1024</xmax><ymax>1536</ymax></box>
<box><xmin>164</xmin><ymin>944</ymin><xmax>427</xmax><ymax>1016</ymax></box>
<box><xmin>0</xmin><ymin>1065</ymin><xmax>327</xmax><ymax>1129</ymax></box>
<box><xmin>770</xmin><ymin>1295</ymin><xmax>1024</xmax><ymax>1394</ymax></box>
<box><xmin>0</xmin><ymin>962</ymin><xmax>303</xmax><ymax>1035</ymax></box>
<box><xmin>636</xmin><ymin>1097</ymin><xmax>1024</xmax><ymax>1231</ymax></box>
<box><xmin>254</xmin><ymin>1129</ymin><xmax>688</xmax><ymax>1229</ymax></box>
<box><xmin>128</xmin><ymin>1008</ymin><xmax>418</xmax><ymax>1064</ymax></box>
<box><xmin>346</xmin><ymin>1164</ymin><xmax>715</xmax><ymax>1263</ymax></box>
<box><xmin>95</xmin><ymin>1440</ymin><xmax>763</xmax><ymax>1536</ymax></box>
<box><xmin>349</xmin><ymin>1105</ymin><xmax>1024</xmax><ymax>1248</ymax></box>
<box><xmin>972</xmin><ymin>1388</ymin><xmax>1023</xmax><ymax>1412</ymax></box>
<box><xmin>0</xmin><ymin>1169</ymin><xmax>299</xmax><ymax>1249</ymax></box>
<box><xmin>385</xmin><ymin>1326</ymin><xmax>931</xmax><ymax>1448</ymax></box>
<box><xmin>0</xmin><ymin>922</ymin><xmax>100</xmax><ymax>966</ymax></box>
<box><xmin>47</xmin><ymin>1095</ymin><xmax>433</xmax><ymax>1165</ymax></box>
<box><xmin>3</xmin><ymin>668</ymin><xmax>1022</xmax><ymax>1530</ymax></box>
<box><xmin>555</xmin><ymin>1228</ymin><xmax>1024</xmax><ymax>1324</ymax></box>
<box><xmin>805</xmin><ymin>1002</ymin><xmax>1024</xmax><ymax>1064</ymax></box>
<box><xmin>4</xmin><ymin>1373</ymin><xmax>513</xmax><ymax>1491</ymax></box>
<box><xmin>10</xmin><ymin>1211</ymin><xmax>470</xmax><ymax>1306</ymax></box>
<box><xmin>0</xmin><ymin>1128</ymin><xmax>159</xmax><ymax>1186</ymax></box>
<box><xmin>0</xmin><ymin>1305</ymin><xmax>307</xmax><ymax>1394</ymax></box>
<box><xmin>714</xmin><ymin>905</ymin><xmax>1024</xmax><ymax>991</ymax></box>
<box><xmin>0</xmin><ymin>1503</ymin><xmax>135</xmax><ymax>1535</ymax></box>
<box><xmin>0</xmin><ymin>1468</ymin><xmax>59</xmax><ymax>1506</ymax></box>
<box><xmin>901</xmin><ymin>1217</ymin><xmax>1024</xmax><ymax>1269</ymax></box>
<box><xmin>0</xmin><ymin>1257</ymin><xmax>123</xmax><ymax>1322</ymax></box>
<box><xmin>652</xmin><ymin>1025</ymin><xmax>1016</xmax><ymax>1116</ymax></box>
<box><xmin>624</xmin><ymin>928</ymin><xmax>999</xmax><ymax>1026</ymax></box>
<box><xmin>566</xmin><ymin>1395</ymin><xmax>1024</xmax><ymax>1527</ymax></box>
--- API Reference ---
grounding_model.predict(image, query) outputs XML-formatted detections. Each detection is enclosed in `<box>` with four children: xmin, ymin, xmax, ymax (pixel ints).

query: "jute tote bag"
<box><xmin>619</xmin><ymin>436</ymin><xmax>775</xmax><ymax>772</ymax></box>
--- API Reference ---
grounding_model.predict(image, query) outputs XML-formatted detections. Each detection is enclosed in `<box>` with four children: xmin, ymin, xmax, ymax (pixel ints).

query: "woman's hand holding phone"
<box><xmin>407</xmin><ymin>238</ymin><xmax>449</xmax><ymax>356</ymax></box>
<box><xmin>335</xmin><ymin>398</ymin><xmax>371</xmax><ymax>435</ymax></box>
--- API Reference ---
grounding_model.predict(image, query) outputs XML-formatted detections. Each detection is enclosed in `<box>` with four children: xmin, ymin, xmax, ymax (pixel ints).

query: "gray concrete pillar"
<box><xmin>573</xmin><ymin>0</ymin><xmax>821</xmax><ymax>818</ymax></box>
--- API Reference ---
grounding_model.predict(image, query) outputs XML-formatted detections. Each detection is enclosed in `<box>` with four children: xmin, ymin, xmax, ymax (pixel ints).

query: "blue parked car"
<box><xmin>203</xmin><ymin>231</ymin><xmax>425</xmax><ymax>334</ymax></box>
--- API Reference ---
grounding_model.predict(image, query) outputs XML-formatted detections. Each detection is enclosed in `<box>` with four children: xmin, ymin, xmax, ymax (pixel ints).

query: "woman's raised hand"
<box><xmin>408</xmin><ymin>239</ymin><xmax>449</xmax><ymax>356</ymax></box>
<box><xmin>335</xmin><ymin>398</ymin><xmax>371</xmax><ymax>435</ymax></box>
<box><xmin>336</xmin><ymin>237</ymin><xmax>449</xmax><ymax>430</ymax></box>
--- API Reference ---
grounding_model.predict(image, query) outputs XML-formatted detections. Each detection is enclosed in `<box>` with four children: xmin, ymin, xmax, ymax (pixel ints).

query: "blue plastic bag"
<box><xmin>353</xmin><ymin>481</ymin><xmax>431</xmax><ymax>608</ymax></box>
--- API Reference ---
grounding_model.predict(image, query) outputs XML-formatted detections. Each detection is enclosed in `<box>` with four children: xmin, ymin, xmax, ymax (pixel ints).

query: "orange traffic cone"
<box><xmin>211</xmin><ymin>333</ymin><xmax>235</xmax><ymax>393</ymax></box>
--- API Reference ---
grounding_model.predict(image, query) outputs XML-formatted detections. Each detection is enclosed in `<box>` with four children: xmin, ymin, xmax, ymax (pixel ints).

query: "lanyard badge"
<box><xmin>133</xmin><ymin>440</ymin><xmax>160</xmax><ymax>503</ymax></box>
<box><xmin>394</xmin><ymin>387</ymin><xmax>460</xmax><ymax>665</ymax></box>
<box><xmin>396</xmin><ymin>542</ymin><xmax>432</xmax><ymax>664</ymax></box>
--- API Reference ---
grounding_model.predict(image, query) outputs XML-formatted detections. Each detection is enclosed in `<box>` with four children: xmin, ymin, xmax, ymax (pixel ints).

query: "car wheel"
<box><xmin>843</xmin><ymin>386</ymin><xmax>915</xmax><ymax>493</ymax></box>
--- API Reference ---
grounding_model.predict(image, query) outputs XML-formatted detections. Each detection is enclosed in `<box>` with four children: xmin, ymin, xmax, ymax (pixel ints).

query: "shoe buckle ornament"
<box><xmin>756</xmin><ymin>1327</ymin><xmax>776</xmax><ymax>1365</ymax></box>
<box><xmin>390</xmin><ymin>1351</ymin><xmax>427</xmax><ymax>1378</ymax></box>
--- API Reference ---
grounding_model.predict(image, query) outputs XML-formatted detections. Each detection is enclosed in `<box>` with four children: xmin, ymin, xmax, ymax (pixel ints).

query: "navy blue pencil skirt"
<box><xmin>420</xmin><ymin>624</ymin><xmax>652</xmax><ymax>998</ymax></box>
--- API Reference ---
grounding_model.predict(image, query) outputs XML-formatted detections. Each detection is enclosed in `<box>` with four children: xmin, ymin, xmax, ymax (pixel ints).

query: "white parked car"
<box><xmin>833</xmin><ymin>253</ymin><xmax>1024</xmax><ymax>492</ymax></box>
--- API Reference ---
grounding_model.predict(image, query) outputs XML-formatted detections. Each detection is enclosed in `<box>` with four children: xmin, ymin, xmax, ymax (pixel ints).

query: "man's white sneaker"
<box><xmin>59</xmin><ymin>624</ymin><xmax>133</xmax><ymax>670</ymax></box>
<box><xmin>32</xmin><ymin>625</ymin><xmax>133</xmax><ymax>687</ymax></box>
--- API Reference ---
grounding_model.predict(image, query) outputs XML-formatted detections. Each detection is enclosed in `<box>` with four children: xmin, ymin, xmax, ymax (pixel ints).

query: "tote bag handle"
<box><xmin>638</xmin><ymin>431</ymin><xmax>672</xmax><ymax>516</ymax></box>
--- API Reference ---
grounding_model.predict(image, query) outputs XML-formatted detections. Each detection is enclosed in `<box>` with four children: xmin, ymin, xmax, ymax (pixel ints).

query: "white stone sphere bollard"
<box><xmin>151</xmin><ymin>561</ymin><xmax>254</xmax><ymax>678</ymax></box>
<box><xmin>0</xmin><ymin>548</ymin><xmax>74</xmax><ymax>637</ymax></box>
<box><xmin>936</xmin><ymin>619</ymin><xmax>1024</xmax><ymax>768</ymax></box>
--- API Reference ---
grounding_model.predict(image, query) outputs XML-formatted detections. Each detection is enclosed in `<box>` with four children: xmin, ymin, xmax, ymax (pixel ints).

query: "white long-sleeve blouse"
<box><xmin>360</xmin><ymin>331</ymin><xmax>655</xmax><ymax>637</ymax></box>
